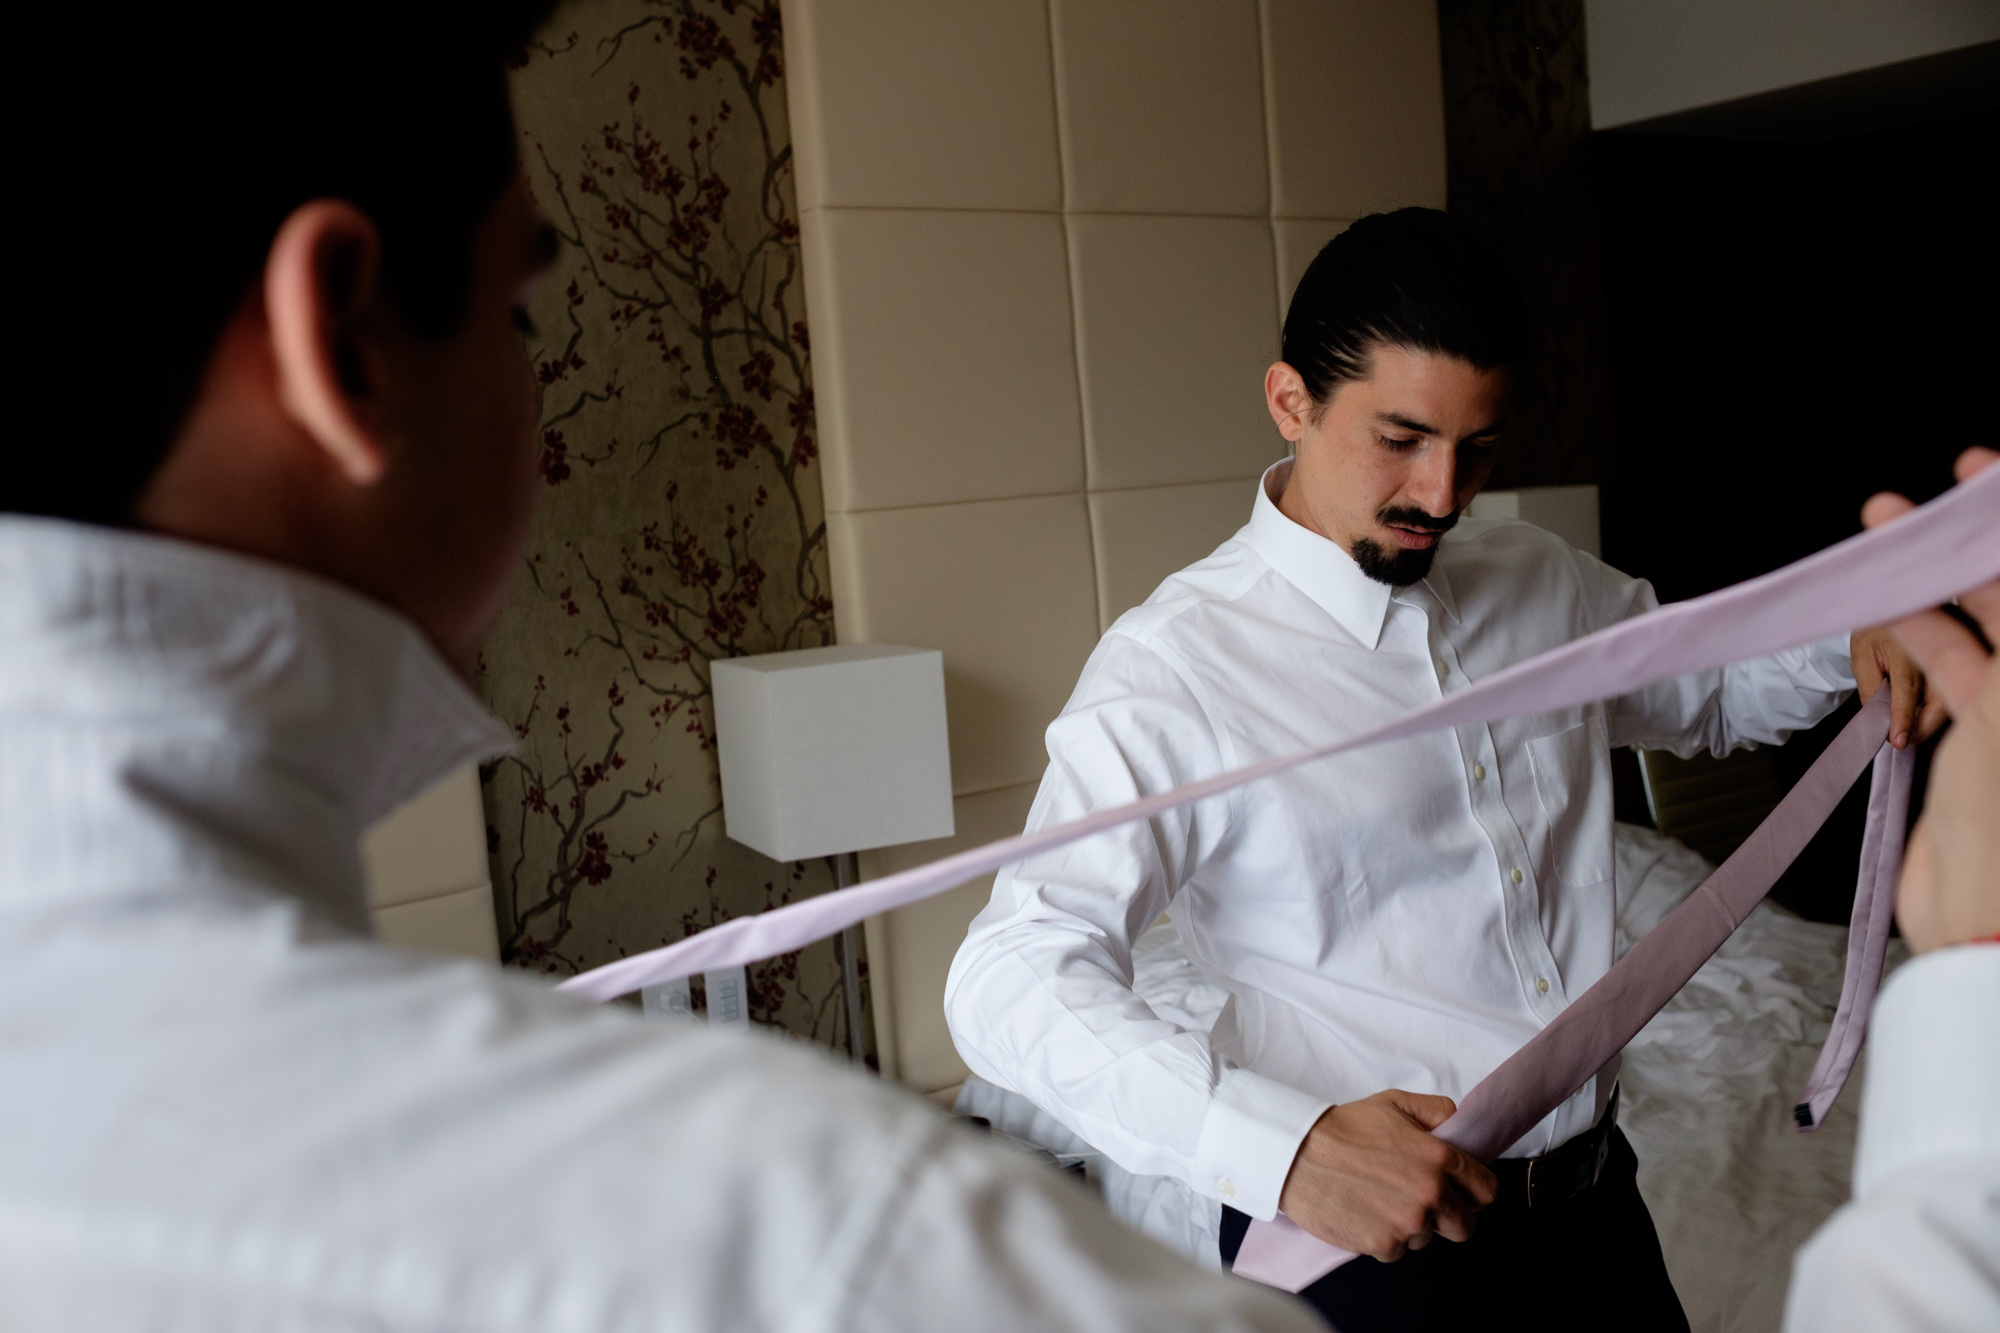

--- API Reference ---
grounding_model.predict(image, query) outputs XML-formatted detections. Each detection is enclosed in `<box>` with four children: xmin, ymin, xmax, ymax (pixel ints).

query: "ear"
<box><xmin>264</xmin><ymin>200</ymin><xmax>391</xmax><ymax>486</ymax></box>
<box><xmin>1264</xmin><ymin>361</ymin><xmax>1314</xmax><ymax>442</ymax></box>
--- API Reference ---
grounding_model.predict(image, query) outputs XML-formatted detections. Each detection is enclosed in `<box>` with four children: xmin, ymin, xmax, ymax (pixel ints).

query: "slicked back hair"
<box><xmin>1282</xmin><ymin>207</ymin><xmax>1527</xmax><ymax>414</ymax></box>
<box><xmin>8</xmin><ymin>1</ymin><xmax>559</xmax><ymax>524</ymax></box>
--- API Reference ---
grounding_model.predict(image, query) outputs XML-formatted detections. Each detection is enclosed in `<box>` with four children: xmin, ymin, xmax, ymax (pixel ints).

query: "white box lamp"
<box><xmin>713</xmin><ymin>643</ymin><xmax>955</xmax><ymax>861</ymax></box>
<box><xmin>709</xmin><ymin>643</ymin><xmax>955</xmax><ymax>1067</ymax></box>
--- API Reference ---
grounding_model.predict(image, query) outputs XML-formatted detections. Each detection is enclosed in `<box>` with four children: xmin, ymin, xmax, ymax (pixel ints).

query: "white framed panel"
<box><xmin>1068</xmin><ymin>213</ymin><xmax>1279</xmax><ymax>490</ymax></box>
<box><xmin>803</xmin><ymin>207</ymin><xmax>1085</xmax><ymax>513</ymax></box>
<box><xmin>1088</xmin><ymin>478</ymin><xmax>1263</xmax><ymax>631</ymax></box>
<box><xmin>828</xmin><ymin>494</ymin><xmax>1101</xmax><ymax>796</ymax></box>
<box><xmin>1272</xmin><ymin>216</ymin><xmax>1355</xmax><ymax>323</ymax></box>
<box><xmin>1051</xmin><ymin>0</ymin><xmax>1269</xmax><ymax>215</ymax></box>
<box><xmin>1261</xmin><ymin>0</ymin><xmax>1447</xmax><ymax>218</ymax></box>
<box><xmin>369</xmin><ymin>884</ymin><xmax>501</xmax><ymax>963</ymax></box>
<box><xmin>782</xmin><ymin>0</ymin><xmax>1063</xmax><ymax>211</ymax></box>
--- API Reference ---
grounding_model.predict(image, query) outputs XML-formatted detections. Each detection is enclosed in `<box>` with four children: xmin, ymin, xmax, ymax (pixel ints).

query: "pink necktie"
<box><xmin>1796</xmin><ymin>739</ymin><xmax>1911</xmax><ymax>1132</ymax></box>
<box><xmin>1231</xmin><ymin>691</ymin><xmax>1906</xmax><ymax>1289</ymax></box>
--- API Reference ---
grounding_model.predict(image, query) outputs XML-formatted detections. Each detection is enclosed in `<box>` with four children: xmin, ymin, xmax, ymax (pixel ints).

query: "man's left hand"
<box><xmin>1851</xmin><ymin>623</ymin><xmax>1947</xmax><ymax>749</ymax></box>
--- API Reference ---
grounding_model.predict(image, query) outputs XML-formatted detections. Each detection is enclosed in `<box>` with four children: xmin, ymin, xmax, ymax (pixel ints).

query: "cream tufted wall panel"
<box><xmin>784</xmin><ymin>0</ymin><xmax>1446</xmax><ymax>1092</ymax></box>
<box><xmin>362</xmin><ymin>767</ymin><xmax>499</xmax><ymax>963</ymax></box>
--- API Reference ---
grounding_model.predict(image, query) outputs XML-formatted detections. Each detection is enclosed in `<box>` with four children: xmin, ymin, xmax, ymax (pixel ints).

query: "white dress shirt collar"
<box><xmin>0</xmin><ymin>516</ymin><xmax>511</xmax><ymax>927</ymax></box>
<box><xmin>1245</xmin><ymin>460</ymin><xmax>1460</xmax><ymax>651</ymax></box>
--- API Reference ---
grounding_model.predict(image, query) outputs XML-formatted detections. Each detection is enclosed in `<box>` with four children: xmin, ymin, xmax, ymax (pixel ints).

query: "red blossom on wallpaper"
<box><xmin>540</xmin><ymin>431</ymin><xmax>573</xmax><ymax>484</ymax></box>
<box><xmin>577</xmin><ymin>831</ymin><xmax>614</xmax><ymax>885</ymax></box>
<box><xmin>489</xmin><ymin>0</ymin><xmax>853</xmax><ymax>1056</ymax></box>
<box><xmin>738</xmin><ymin>349</ymin><xmax>776</xmax><ymax>400</ymax></box>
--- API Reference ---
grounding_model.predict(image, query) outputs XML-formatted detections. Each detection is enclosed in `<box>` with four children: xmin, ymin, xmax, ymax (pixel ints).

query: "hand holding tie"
<box><xmin>1277</xmin><ymin>1090</ymin><xmax>1498</xmax><ymax>1263</ymax></box>
<box><xmin>1862</xmin><ymin>446</ymin><xmax>2000</xmax><ymax>953</ymax></box>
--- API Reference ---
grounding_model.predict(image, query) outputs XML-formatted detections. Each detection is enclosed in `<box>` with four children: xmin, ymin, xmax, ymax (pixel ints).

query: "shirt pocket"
<box><xmin>1526</xmin><ymin>718</ymin><xmax>1614</xmax><ymax>888</ymax></box>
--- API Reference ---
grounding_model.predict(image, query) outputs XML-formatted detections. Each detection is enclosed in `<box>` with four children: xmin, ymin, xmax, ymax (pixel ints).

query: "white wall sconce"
<box><xmin>706</xmin><ymin>642</ymin><xmax>955</xmax><ymax>1064</ymax></box>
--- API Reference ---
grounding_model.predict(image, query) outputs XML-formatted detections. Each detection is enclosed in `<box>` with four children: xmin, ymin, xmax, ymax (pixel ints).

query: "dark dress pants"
<box><xmin>1220</xmin><ymin>1129</ymin><xmax>1688</xmax><ymax>1332</ymax></box>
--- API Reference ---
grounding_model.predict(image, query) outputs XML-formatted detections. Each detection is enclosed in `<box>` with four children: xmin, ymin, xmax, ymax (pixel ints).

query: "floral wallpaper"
<box><xmin>487</xmin><ymin>0</ymin><xmax>861</xmax><ymax>1053</ymax></box>
<box><xmin>1437</xmin><ymin>0</ymin><xmax>1608</xmax><ymax>491</ymax></box>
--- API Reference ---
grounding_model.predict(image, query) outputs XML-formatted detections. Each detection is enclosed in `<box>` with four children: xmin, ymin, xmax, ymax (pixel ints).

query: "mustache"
<box><xmin>1375</xmin><ymin>505</ymin><xmax>1460</xmax><ymax>534</ymax></box>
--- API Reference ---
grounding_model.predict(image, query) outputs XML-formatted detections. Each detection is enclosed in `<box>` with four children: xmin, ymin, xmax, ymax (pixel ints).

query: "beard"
<box><xmin>1351</xmin><ymin>504</ymin><xmax>1459</xmax><ymax>587</ymax></box>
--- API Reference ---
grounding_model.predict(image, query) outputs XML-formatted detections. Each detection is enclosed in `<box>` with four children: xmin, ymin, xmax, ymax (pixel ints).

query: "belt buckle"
<box><xmin>1523</xmin><ymin>1117</ymin><xmax>1612</xmax><ymax>1210</ymax></box>
<box><xmin>1524</xmin><ymin>1151</ymin><xmax>1555</xmax><ymax>1210</ymax></box>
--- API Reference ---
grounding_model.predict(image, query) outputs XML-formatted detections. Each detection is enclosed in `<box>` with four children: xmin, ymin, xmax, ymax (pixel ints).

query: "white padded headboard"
<box><xmin>360</xmin><ymin>766</ymin><xmax>499</xmax><ymax>963</ymax></box>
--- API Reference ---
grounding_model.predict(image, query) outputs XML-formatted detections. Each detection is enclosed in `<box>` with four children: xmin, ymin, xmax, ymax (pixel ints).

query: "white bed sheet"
<box><xmin>956</xmin><ymin>823</ymin><xmax>1895</xmax><ymax>1331</ymax></box>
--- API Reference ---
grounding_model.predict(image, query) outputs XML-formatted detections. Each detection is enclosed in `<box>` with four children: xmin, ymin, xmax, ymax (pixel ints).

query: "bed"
<box><xmin>955</xmin><ymin>822</ymin><xmax>1894</xmax><ymax>1332</ymax></box>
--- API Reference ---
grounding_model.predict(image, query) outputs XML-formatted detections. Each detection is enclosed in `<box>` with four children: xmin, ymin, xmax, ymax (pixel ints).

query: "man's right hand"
<box><xmin>1862</xmin><ymin>445</ymin><xmax>2000</xmax><ymax>953</ymax></box>
<box><xmin>1277</xmin><ymin>1089</ymin><xmax>1498</xmax><ymax>1263</ymax></box>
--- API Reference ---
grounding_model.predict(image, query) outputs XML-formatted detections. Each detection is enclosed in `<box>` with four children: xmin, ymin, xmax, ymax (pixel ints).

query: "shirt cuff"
<box><xmin>1852</xmin><ymin>944</ymin><xmax>2000</xmax><ymax>1198</ymax></box>
<box><xmin>1807</xmin><ymin>630</ymin><xmax>1854</xmax><ymax>689</ymax></box>
<box><xmin>1191</xmin><ymin>1066</ymin><xmax>1331</xmax><ymax>1220</ymax></box>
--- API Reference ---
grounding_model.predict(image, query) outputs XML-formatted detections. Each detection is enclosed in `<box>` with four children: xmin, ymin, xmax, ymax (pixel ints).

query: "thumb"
<box><xmin>1386</xmin><ymin>1089</ymin><xmax>1458</xmax><ymax>1131</ymax></box>
<box><xmin>1850</xmin><ymin>629</ymin><xmax>1887</xmax><ymax>699</ymax></box>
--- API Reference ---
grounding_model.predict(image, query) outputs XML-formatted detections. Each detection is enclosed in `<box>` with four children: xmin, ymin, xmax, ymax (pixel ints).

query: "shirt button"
<box><xmin>1511</xmin><ymin>868</ymin><xmax>1524</xmax><ymax>885</ymax></box>
<box><xmin>1218</xmin><ymin>1178</ymin><xmax>1236</xmax><ymax>1198</ymax></box>
<box><xmin>1436</xmin><ymin>658</ymin><xmax>1450</xmax><ymax>679</ymax></box>
<box><xmin>1473</xmin><ymin>762</ymin><xmax>1487</xmax><ymax>781</ymax></box>
<box><xmin>1536</xmin><ymin>977</ymin><xmax>1550</xmax><ymax>994</ymax></box>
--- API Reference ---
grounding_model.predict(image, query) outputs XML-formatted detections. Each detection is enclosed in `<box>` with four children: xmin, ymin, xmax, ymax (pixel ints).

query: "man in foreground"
<box><xmin>945</xmin><ymin>208</ymin><xmax>1936</xmax><ymax>1331</ymax></box>
<box><xmin>1784</xmin><ymin>447</ymin><xmax>2000</xmax><ymax>1332</ymax></box>
<box><xmin>0</xmin><ymin>7</ymin><xmax>1318</xmax><ymax>1329</ymax></box>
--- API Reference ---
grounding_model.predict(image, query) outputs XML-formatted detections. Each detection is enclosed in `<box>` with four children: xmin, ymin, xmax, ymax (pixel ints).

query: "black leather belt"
<box><xmin>1491</xmin><ymin>1083</ymin><xmax>1618</xmax><ymax>1210</ymax></box>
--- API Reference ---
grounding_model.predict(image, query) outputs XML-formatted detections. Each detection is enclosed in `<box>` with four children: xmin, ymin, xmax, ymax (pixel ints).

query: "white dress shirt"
<box><xmin>1785</xmin><ymin>945</ymin><xmax>2000</xmax><ymax>1332</ymax></box>
<box><xmin>945</xmin><ymin>461</ymin><xmax>1853</xmax><ymax>1223</ymax></box>
<box><xmin>0</xmin><ymin>516</ymin><xmax>1319</xmax><ymax>1333</ymax></box>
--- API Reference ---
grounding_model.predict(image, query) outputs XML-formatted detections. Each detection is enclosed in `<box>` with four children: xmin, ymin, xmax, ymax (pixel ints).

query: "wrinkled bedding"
<box><xmin>956</xmin><ymin>823</ymin><xmax>1894</xmax><ymax>1332</ymax></box>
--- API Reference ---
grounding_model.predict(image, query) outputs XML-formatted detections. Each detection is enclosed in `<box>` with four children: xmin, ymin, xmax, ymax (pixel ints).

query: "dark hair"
<box><xmin>1281</xmin><ymin>207</ymin><xmax>1527</xmax><ymax>412</ymax></box>
<box><xmin>8</xmin><ymin>2</ymin><xmax>558</xmax><ymax>525</ymax></box>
